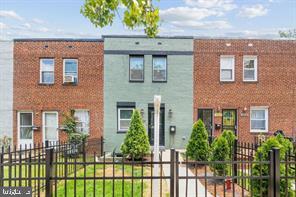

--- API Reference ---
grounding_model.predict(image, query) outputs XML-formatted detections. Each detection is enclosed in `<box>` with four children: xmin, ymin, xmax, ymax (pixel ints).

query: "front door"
<box><xmin>18</xmin><ymin>112</ymin><xmax>34</xmax><ymax>146</ymax></box>
<box><xmin>222</xmin><ymin>109</ymin><xmax>237</xmax><ymax>135</ymax></box>
<box><xmin>198</xmin><ymin>109</ymin><xmax>213</xmax><ymax>137</ymax></box>
<box><xmin>43</xmin><ymin>112</ymin><xmax>59</xmax><ymax>144</ymax></box>
<box><xmin>148</xmin><ymin>107</ymin><xmax>165</xmax><ymax>146</ymax></box>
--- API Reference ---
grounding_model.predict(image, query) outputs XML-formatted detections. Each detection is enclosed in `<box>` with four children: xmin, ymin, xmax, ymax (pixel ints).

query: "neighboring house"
<box><xmin>103</xmin><ymin>36</ymin><xmax>194</xmax><ymax>152</ymax></box>
<box><xmin>9</xmin><ymin>36</ymin><xmax>296</xmax><ymax>152</ymax></box>
<box><xmin>0</xmin><ymin>41</ymin><xmax>13</xmax><ymax>140</ymax></box>
<box><xmin>194</xmin><ymin>39</ymin><xmax>296</xmax><ymax>142</ymax></box>
<box><xmin>13</xmin><ymin>39</ymin><xmax>104</xmax><ymax>151</ymax></box>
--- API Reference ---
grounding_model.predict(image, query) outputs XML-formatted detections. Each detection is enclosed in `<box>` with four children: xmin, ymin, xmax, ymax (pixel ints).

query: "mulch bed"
<box><xmin>187</xmin><ymin>165</ymin><xmax>250</xmax><ymax>197</ymax></box>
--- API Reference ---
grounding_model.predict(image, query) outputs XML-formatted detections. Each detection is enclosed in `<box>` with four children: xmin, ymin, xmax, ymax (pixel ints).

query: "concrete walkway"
<box><xmin>162</xmin><ymin>149</ymin><xmax>212</xmax><ymax>197</ymax></box>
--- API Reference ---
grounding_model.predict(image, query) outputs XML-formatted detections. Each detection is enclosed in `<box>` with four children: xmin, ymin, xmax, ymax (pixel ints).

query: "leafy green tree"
<box><xmin>279</xmin><ymin>29</ymin><xmax>296</xmax><ymax>38</ymax></box>
<box><xmin>186</xmin><ymin>119</ymin><xmax>210</xmax><ymax>161</ymax></box>
<box><xmin>251</xmin><ymin>134</ymin><xmax>294</xmax><ymax>196</ymax></box>
<box><xmin>121</xmin><ymin>109</ymin><xmax>150</xmax><ymax>159</ymax></box>
<box><xmin>81</xmin><ymin>0</ymin><xmax>160</xmax><ymax>37</ymax></box>
<box><xmin>221</xmin><ymin>130</ymin><xmax>236</xmax><ymax>158</ymax></box>
<box><xmin>62</xmin><ymin>112</ymin><xmax>88</xmax><ymax>145</ymax></box>
<box><xmin>210</xmin><ymin>136</ymin><xmax>230</xmax><ymax>175</ymax></box>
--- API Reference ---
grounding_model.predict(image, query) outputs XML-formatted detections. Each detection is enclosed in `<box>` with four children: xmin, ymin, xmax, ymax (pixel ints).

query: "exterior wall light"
<box><xmin>243</xmin><ymin>106</ymin><xmax>248</xmax><ymax>112</ymax></box>
<box><xmin>168</xmin><ymin>109</ymin><xmax>173</xmax><ymax>118</ymax></box>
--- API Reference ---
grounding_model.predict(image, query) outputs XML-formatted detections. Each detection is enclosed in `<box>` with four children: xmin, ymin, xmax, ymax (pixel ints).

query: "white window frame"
<box><xmin>17</xmin><ymin>111</ymin><xmax>34</xmax><ymax>146</ymax></box>
<box><xmin>118</xmin><ymin>108</ymin><xmax>134</xmax><ymax>132</ymax></box>
<box><xmin>40</xmin><ymin>59</ymin><xmax>54</xmax><ymax>84</ymax></box>
<box><xmin>74</xmin><ymin>109</ymin><xmax>90</xmax><ymax>134</ymax></box>
<box><xmin>220</xmin><ymin>55</ymin><xmax>235</xmax><ymax>82</ymax></box>
<box><xmin>250</xmin><ymin>106</ymin><xmax>268</xmax><ymax>133</ymax></box>
<box><xmin>63</xmin><ymin>59</ymin><xmax>78</xmax><ymax>83</ymax></box>
<box><xmin>243</xmin><ymin>56</ymin><xmax>258</xmax><ymax>82</ymax></box>
<box><xmin>152</xmin><ymin>56</ymin><xmax>167</xmax><ymax>82</ymax></box>
<box><xmin>42</xmin><ymin>111</ymin><xmax>59</xmax><ymax>143</ymax></box>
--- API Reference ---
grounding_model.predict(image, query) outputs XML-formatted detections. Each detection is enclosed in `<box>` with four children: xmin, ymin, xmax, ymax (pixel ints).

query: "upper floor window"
<box><xmin>74</xmin><ymin>110</ymin><xmax>90</xmax><ymax>134</ymax></box>
<box><xmin>40</xmin><ymin>59</ymin><xmax>54</xmax><ymax>84</ymax></box>
<box><xmin>220</xmin><ymin>56</ymin><xmax>235</xmax><ymax>82</ymax></box>
<box><xmin>63</xmin><ymin>59</ymin><xmax>78</xmax><ymax>84</ymax></box>
<box><xmin>129</xmin><ymin>55</ymin><xmax>144</xmax><ymax>82</ymax></box>
<box><xmin>243</xmin><ymin>56</ymin><xmax>257</xmax><ymax>82</ymax></box>
<box><xmin>250</xmin><ymin>106</ymin><xmax>268</xmax><ymax>133</ymax></box>
<box><xmin>153</xmin><ymin>56</ymin><xmax>167</xmax><ymax>82</ymax></box>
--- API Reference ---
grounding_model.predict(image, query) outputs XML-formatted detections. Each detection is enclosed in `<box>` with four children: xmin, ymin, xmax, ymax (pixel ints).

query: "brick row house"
<box><xmin>13</xmin><ymin>39</ymin><xmax>104</xmax><ymax>150</ymax></box>
<box><xmin>194</xmin><ymin>39</ymin><xmax>296</xmax><ymax>142</ymax></box>
<box><xmin>8</xmin><ymin>36</ymin><xmax>296</xmax><ymax>152</ymax></box>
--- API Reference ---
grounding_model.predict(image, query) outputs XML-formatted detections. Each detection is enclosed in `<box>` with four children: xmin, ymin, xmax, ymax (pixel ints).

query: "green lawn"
<box><xmin>2</xmin><ymin>158</ymin><xmax>164</xmax><ymax>196</ymax></box>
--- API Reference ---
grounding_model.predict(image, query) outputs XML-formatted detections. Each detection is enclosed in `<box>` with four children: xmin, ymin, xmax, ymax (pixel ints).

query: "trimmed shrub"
<box><xmin>210</xmin><ymin>136</ymin><xmax>230</xmax><ymax>175</ymax></box>
<box><xmin>221</xmin><ymin>130</ymin><xmax>236</xmax><ymax>158</ymax></box>
<box><xmin>186</xmin><ymin>119</ymin><xmax>210</xmax><ymax>161</ymax></box>
<box><xmin>121</xmin><ymin>109</ymin><xmax>150</xmax><ymax>160</ymax></box>
<box><xmin>251</xmin><ymin>134</ymin><xmax>294</xmax><ymax>196</ymax></box>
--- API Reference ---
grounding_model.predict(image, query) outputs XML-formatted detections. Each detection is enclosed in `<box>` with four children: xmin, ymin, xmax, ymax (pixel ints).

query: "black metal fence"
<box><xmin>0</xmin><ymin>140</ymin><xmax>294</xmax><ymax>197</ymax></box>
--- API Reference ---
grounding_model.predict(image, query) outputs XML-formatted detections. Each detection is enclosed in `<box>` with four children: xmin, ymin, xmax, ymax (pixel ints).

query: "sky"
<box><xmin>0</xmin><ymin>0</ymin><xmax>295</xmax><ymax>40</ymax></box>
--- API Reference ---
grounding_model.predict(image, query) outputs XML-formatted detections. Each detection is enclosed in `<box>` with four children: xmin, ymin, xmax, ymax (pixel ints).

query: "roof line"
<box><xmin>102</xmin><ymin>35</ymin><xmax>194</xmax><ymax>39</ymax></box>
<box><xmin>13</xmin><ymin>38</ymin><xmax>103</xmax><ymax>42</ymax></box>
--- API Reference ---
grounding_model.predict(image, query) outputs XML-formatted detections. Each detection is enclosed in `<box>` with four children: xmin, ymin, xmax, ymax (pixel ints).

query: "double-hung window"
<box><xmin>118</xmin><ymin>108</ymin><xmax>134</xmax><ymax>132</ymax></box>
<box><xmin>243</xmin><ymin>56</ymin><xmax>257</xmax><ymax>81</ymax></box>
<box><xmin>40</xmin><ymin>59</ymin><xmax>54</xmax><ymax>84</ymax></box>
<box><xmin>153</xmin><ymin>56</ymin><xmax>167</xmax><ymax>82</ymax></box>
<box><xmin>129</xmin><ymin>55</ymin><xmax>144</xmax><ymax>81</ymax></box>
<box><xmin>63</xmin><ymin>59</ymin><xmax>78</xmax><ymax>84</ymax></box>
<box><xmin>74</xmin><ymin>110</ymin><xmax>90</xmax><ymax>134</ymax></box>
<box><xmin>220</xmin><ymin>56</ymin><xmax>235</xmax><ymax>81</ymax></box>
<box><xmin>250</xmin><ymin>107</ymin><xmax>268</xmax><ymax>132</ymax></box>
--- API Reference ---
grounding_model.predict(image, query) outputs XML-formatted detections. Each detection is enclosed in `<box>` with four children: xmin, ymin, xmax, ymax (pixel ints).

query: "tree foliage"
<box><xmin>121</xmin><ymin>109</ymin><xmax>150</xmax><ymax>159</ymax></box>
<box><xmin>279</xmin><ymin>29</ymin><xmax>296</xmax><ymax>38</ymax></box>
<box><xmin>251</xmin><ymin>134</ymin><xmax>294</xmax><ymax>196</ymax></box>
<box><xmin>81</xmin><ymin>0</ymin><xmax>160</xmax><ymax>37</ymax></box>
<box><xmin>210</xmin><ymin>136</ymin><xmax>230</xmax><ymax>176</ymax></box>
<box><xmin>186</xmin><ymin>119</ymin><xmax>210</xmax><ymax>161</ymax></box>
<box><xmin>221</xmin><ymin>130</ymin><xmax>236</xmax><ymax>158</ymax></box>
<box><xmin>62</xmin><ymin>112</ymin><xmax>88</xmax><ymax>145</ymax></box>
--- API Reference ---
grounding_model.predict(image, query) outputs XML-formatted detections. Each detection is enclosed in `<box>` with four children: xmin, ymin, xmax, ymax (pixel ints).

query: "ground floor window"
<box><xmin>118</xmin><ymin>108</ymin><xmax>133</xmax><ymax>132</ymax></box>
<box><xmin>19</xmin><ymin>112</ymin><xmax>33</xmax><ymax>140</ymax></box>
<box><xmin>74</xmin><ymin>110</ymin><xmax>90</xmax><ymax>133</ymax></box>
<box><xmin>250</xmin><ymin>107</ymin><xmax>268</xmax><ymax>132</ymax></box>
<box><xmin>43</xmin><ymin>112</ymin><xmax>58</xmax><ymax>142</ymax></box>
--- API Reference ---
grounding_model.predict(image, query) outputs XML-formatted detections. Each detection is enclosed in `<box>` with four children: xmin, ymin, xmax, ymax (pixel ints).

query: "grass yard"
<box><xmin>2</xmin><ymin>157</ymin><xmax>169</xmax><ymax>196</ymax></box>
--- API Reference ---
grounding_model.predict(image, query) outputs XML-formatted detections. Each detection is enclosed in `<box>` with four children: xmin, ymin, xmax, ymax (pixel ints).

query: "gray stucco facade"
<box><xmin>0</xmin><ymin>41</ymin><xmax>13</xmax><ymax>139</ymax></box>
<box><xmin>104</xmin><ymin>36</ymin><xmax>194</xmax><ymax>152</ymax></box>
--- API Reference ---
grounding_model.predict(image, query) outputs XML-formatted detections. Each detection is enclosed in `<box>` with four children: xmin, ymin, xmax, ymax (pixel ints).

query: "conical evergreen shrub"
<box><xmin>210</xmin><ymin>136</ymin><xmax>230</xmax><ymax>175</ymax></box>
<box><xmin>186</xmin><ymin>119</ymin><xmax>210</xmax><ymax>161</ymax></box>
<box><xmin>121</xmin><ymin>109</ymin><xmax>150</xmax><ymax>160</ymax></box>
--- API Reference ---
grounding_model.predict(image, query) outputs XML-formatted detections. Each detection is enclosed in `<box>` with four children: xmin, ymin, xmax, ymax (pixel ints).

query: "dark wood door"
<box><xmin>148</xmin><ymin>107</ymin><xmax>165</xmax><ymax>146</ymax></box>
<box><xmin>198</xmin><ymin>109</ymin><xmax>213</xmax><ymax>137</ymax></box>
<box><xmin>222</xmin><ymin>109</ymin><xmax>237</xmax><ymax>135</ymax></box>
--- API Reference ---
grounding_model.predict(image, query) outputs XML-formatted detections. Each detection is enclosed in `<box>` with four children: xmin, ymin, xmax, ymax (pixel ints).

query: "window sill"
<box><xmin>219</xmin><ymin>81</ymin><xmax>235</xmax><ymax>84</ymax></box>
<box><xmin>62</xmin><ymin>83</ymin><xmax>78</xmax><ymax>86</ymax></box>
<box><xmin>117</xmin><ymin>130</ymin><xmax>127</xmax><ymax>134</ymax></box>
<box><xmin>243</xmin><ymin>80</ymin><xmax>258</xmax><ymax>84</ymax></box>
<box><xmin>129</xmin><ymin>80</ymin><xmax>144</xmax><ymax>83</ymax></box>
<box><xmin>152</xmin><ymin>80</ymin><xmax>167</xmax><ymax>83</ymax></box>
<box><xmin>38</xmin><ymin>83</ymin><xmax>54</xmax><ymax>86</ymax></box>
<box><xmin>250</xmin><ymin>130</ymin><xmax>268</xmax><ymax>134</ymax></box>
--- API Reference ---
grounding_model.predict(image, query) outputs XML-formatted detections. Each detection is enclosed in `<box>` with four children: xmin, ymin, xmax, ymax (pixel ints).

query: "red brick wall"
<box><xmin>194</xmin><ymin>39</ymin><xmax>296</xmax><ymax>142</ymax></box>
<box><xmin>13</xmin><ymin>40</ymin><xmax>104</xmax><ymax>146</ymax></box>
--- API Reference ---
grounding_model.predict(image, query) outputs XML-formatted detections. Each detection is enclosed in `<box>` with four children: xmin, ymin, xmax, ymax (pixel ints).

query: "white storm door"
<box><xmin>18</xmin><ymin>112</ymin><xmax>34</xmax><ymax>147</ymax></box>
<box><xmin>43</xmin><ymin>112</ymin><xmax>59</xmax><ymax>144</ymax></box>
